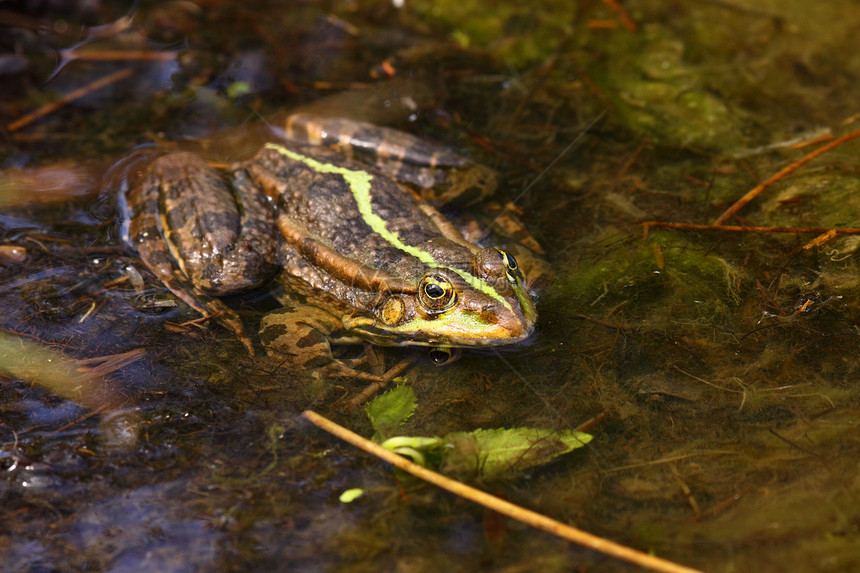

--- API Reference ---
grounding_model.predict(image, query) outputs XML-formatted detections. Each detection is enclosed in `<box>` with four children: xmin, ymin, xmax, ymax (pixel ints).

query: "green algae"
<box><xmin>406</xmin><ymin>0</ymin><xmax>573</xmax><ymax>67</ymax></box>
<box><xmin>557</xmin><ymin>228</ymin><xmax>745</xmax><ymax>331</ymax></box>
<box><xmin>590</xmin><ymin>25</ymin><xmax>747</xmax><ymax>151</ymax></box>
<box><xmin>757</xmin><ymin>171</ymin><xmax>860</xmax><ymax>233</ymax></box>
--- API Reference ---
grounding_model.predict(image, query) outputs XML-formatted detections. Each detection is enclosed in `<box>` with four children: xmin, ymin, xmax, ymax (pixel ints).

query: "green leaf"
<box><xmin>226</xmin><ymin>81</ymin><xmax>252</xmax><ymax>100</ymax></box>
<box><xmin>380</xmin><ymin>436</ymin><xmax>443</xmax><ymax>450</ymax></box>
<box><xmin>441</xmin><ymin>427</ymin><xmax>593</xmax><ymax>479</ymax></box>
<box><xmin>365</xmin><ymin>384</ymin><xmax>417</xmax><ymax>441</ymax></box>
<box><xmin>339</xmin><ymin>488</ymin><xmax>365</xmax><ymax>503</ymax></box>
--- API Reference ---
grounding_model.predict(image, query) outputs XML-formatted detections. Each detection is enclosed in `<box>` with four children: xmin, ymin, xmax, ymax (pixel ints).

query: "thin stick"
<box><xmin>302</xmin><ymin>410</ymin><xmax>705</xmax><ymax>573</ymax></box>
<box><xmin>600</xmin><ymin>0</ymin><xmax>638</xmax><ymax>31</ymax></box>
<box><xmin>7</xmin><ymin>67</ymin><xmax>134</xmax><ymax>132</ymax></box>
<box><xmin>642</xmin><ymin>221</ymin><xmax>860</xmax><ymax>239</ymax></box>
<box><xmin>62</xmin><ymin>50</ymin><xmax>177</xmax><ymax>62</ymax></box>
<box><xmin>713</xmin><ymin>126</ymin><xmax>860</xmax><ymax>225</ymax></box>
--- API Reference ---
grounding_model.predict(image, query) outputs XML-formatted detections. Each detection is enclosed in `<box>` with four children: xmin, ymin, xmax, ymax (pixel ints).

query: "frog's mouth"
<box><xmin>343</xmin><ymin>314</ymin><xmax>535</xmax><ymax>349</ymax></box>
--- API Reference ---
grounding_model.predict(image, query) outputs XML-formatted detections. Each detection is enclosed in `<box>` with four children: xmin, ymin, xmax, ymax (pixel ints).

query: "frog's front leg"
<box><xmin>259</xmin><ymin>306</ymin><xmax>384</xmax><ymax>382</ymax></box>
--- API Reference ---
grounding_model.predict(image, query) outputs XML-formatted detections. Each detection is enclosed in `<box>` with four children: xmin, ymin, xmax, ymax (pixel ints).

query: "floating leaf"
<box><xmin>381</xmin><ymin>436</ymin><xmax>445</xmax><ymax>468</ymax></box>
<box><xmin>380</xmin><ymin>436</ymin><xmax>443</xmax><ymax>450</ymax></box>
<box><xmin>365</xmin><ymin>384</ymin><xmax>417</xmax><ymax>441</ymax></box>
<box><xmin>386</xmin><ymin>446</ymin><xmax>426</xmax><ymax>466</ymax></box>
<box><xmin>442</xmin><ymin>428</ymin><xmax>593</xmax><ymax>479</ymax></box>
<box><xmin>339</xmin><ymin>488</ymin><xmax>365</xmax><ymax>503</ymax></box>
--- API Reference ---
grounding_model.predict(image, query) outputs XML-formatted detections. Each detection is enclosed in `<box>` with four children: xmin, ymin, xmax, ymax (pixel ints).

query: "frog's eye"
<box><xmin>418</xmin><ymin>274</ymin><xmax>456</xmax><ymax>313</ymax></box>
<box><xmin>428</xmin><ymin>346</ymin><xmax>461</xmax><ymax>365</ymax></box>
<box><xmin>498</xmin><ymin>249</ymin><xmax>521</xmax><ymax>284</ymax></box>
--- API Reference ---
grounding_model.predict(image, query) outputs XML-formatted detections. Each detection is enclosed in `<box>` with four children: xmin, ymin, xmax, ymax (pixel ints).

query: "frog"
<box><xmin>120</xmin><ymin>111</ymin><xmax>540</xmax><ymax>381</ymax></box>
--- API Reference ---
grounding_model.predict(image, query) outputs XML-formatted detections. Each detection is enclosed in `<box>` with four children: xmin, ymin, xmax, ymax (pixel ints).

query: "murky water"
<box><xmin>2</xmin><ymin>1</ymin><xmax>859</xmax><ymax>571</ymax></box>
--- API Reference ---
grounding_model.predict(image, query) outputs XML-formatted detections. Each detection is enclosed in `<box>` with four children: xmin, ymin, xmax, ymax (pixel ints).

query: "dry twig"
<box><xmin>642</xmin><ymin>221</ymin><xmax>860</xmax><ymax>240</ymax></box>
<box><xmin>713</xmin><ymin>126</ymin><xmax>860</xmax><ymax>225</ymax></box>
<box><xmin>7</xmin><ymin>68</ymin><xmax>134</xmax><ymax>132</ymax></box>
<box><xmin>302</xmin><ymin>409</ymin><xmax>704</xmax><ymax>573</ymax></box>
<box><xmin>600</xmin><ymin>0</ymin><xmax>638</xmax><ymax>31</ymax></box>
<box><xmin>61</xmin><ymin>50</ymin><xmax>177</xmax><ymax>62</ymax></box>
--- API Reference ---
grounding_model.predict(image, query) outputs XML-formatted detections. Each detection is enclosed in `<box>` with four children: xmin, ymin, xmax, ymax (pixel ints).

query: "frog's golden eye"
<box><xmin>498</xmin><ymin>249</ymin><xmax>520</xmax><ymax>284</ymax></box>
<box><xmin>418</xmin><ymin>274</ymin><xmax>456</xmax><ymax>313</ymax></box>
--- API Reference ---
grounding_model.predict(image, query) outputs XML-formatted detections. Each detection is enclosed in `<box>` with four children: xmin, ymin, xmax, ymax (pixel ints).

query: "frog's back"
<box><xmin>245</xmin><ymin>145</ymin><xmax>475</xmax><ymax>284</ymax></box>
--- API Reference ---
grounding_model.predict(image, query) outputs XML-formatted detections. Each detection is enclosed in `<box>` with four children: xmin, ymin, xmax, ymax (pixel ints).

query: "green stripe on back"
<box><xmin>265</xmin><ymin>143</ymin><xmax>510</xmax><ymax>309</ymax></box>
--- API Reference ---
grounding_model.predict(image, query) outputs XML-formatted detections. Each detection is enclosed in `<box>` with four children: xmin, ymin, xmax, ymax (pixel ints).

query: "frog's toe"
<box><xmin>152</xmin><ymin>277</ymin><xmax>255</xmax><ymax>355</ymax></box>
<box><xmin>319</xmin><ymin>362</ymin><xmax>387</xmax><ymax>384</ymax></box>
<box><xmin>213</xmin><ymin>306</ymin><xmax>255</xmax><ymax>355</ymax></box>
<box><xmin>263</xmin><ymin>344</ymin><xmax>384</xmax><ymax>383</ymax></box>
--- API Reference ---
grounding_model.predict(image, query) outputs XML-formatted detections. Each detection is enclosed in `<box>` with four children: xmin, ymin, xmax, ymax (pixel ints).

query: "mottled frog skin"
<box><xmin>122</xmin><ymin>114</ymin><xmax>539</xmax><ymax>380</ymax></box>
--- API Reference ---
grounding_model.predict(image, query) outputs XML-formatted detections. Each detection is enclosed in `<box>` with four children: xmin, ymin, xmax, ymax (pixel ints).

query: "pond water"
<box><xmin>2</xmin><ymin>1</ymin><xmax>859</xmax><ymax>571</ymax></box>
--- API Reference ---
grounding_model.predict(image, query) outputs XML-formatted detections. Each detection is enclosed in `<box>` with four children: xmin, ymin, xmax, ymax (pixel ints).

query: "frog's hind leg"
<box><xmin>280</xmin><ymin>114</ymin><xmax>497</xmax><ymax>204</ymax></box>
<box><xmin>137</xmin><ymin>242</ymin><xmax>255</xmax><ymax>354</ymax></box>
<box><xmin>259</xmin><ymin>306</ymin><xmax>384</xmax><ymax>383</ymax></box>
<box><xmin>126</xmin><ymin>154</ymin><xmax>257</xmax><ymax>353</ymax></box>
<box><xmin>130</xmin><ymin>205</ymin><xmax>254</xmax><ymax>353</ymax></box>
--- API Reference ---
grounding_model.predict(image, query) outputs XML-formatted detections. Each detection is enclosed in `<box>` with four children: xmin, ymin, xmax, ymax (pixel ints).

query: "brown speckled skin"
<box><xmin>128</xmin><ymin>152</ymin><xmax>278</xmax><ymax>294</ymax></box>
<box><xmin>124</xmin><ymin>153</ymin><xmax>277</xmax><ymax>352</ymax></box>
<box><xmin>248</xmin><ymin>145</ymin><xmax>534</xmax><ymax>348</ymax></box>
<box><xmin>249</xmin><ymin>146</ymin><xmax>477</xmax><ymax>300</ymax></box>
<box><xmin>123</xmin><ymin>117</ymin><xmax>536</xmax><ymax>373</ymax></box>
<box><xmin>282</xmin><ymin>115</ymin><xmax>498</xmax><ymax>205</ymax></box>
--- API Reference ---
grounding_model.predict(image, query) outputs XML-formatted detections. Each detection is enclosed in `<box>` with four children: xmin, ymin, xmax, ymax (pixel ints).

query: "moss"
<box><xmin>407</xmin><ymin>0</ymin><xmax>573</xmax><ymax>68</ymax></box>
<box><xmin>556</xmin><ymin>229</ymin><xmax>745</xmax><ymax>331</ymax></box>
<box><xmin>591</xmin><ymin>25</ymin><xmax>746</xmax><ymax>151</ymax></box>
<box><xmin>755</xmin><ymin>171</ymin><xmax>860</xmax><ymax>231</ymax></box>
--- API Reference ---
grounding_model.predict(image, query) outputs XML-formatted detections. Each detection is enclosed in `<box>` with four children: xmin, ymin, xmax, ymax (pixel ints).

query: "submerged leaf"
<box><xmin>365</xmin><ymin>384</ymin><xmax>417</xmax><ymax>441</ymax></box>
<box><xmin>0</xmin><ymin>333</ymin><xmax>142</xmax><ymax>449</ymax></box>
<box><xmin>442</xmin><ymin>428</ymin><xmax>593</xmax><ymax>479</ymax></box>
<box><xmin>0</xmin><ymin>332</ymin><xmax>129</xmax><ymax>411</ymax></box>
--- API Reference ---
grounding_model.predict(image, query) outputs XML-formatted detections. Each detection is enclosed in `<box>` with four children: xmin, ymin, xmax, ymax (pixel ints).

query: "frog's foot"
<box><xmin>318</xmin><ymin>362</ymin><xmax>388</xmax><ymax>384</ymax></box>
<box><xmin>417</xmin><ymin>161</ymin><xmax>498</xmax><ymax>206</ymax></box>
<box><xmin>341</xmin><ymin>356</ymin><xmax>416</xmax><ymax>410</ymax></box>
<box><xmin>259</xmin><ymin>306</ymin><xmax>384</xmax><ymax>383</ymax></box>
<box><xmin>198</xmin><ymin>297</ymin><xmax>255</xmax><ymax>355</ymax></box>
<box><xmin>140</xmin><ymin>262</ymin><xmax>254</xmax><ymax>354</ymax></box>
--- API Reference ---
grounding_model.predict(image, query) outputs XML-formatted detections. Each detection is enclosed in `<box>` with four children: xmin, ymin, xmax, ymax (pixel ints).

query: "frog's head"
<box><xmin>351</xmin><ymin>248</ymin><xmax>538</xmax><ymax>348</ymax></box>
